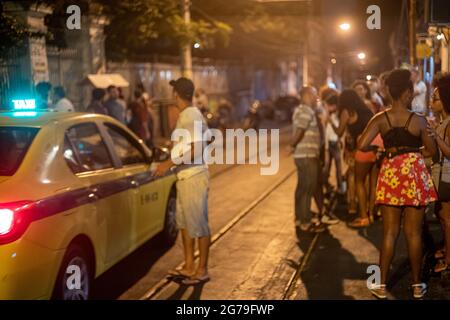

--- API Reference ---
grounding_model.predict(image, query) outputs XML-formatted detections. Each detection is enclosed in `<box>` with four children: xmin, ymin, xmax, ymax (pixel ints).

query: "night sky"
<box><xmin>320</xmin><ymin>0</ymin><xmax>404</xmax><ymax>73</ymax></box>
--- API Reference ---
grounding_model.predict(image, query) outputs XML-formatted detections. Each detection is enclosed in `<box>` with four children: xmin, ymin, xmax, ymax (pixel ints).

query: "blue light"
<box><xmin>12</xmin><ymin>99</ymin><xmax>36</xmax><ymax>110</ymax></box>
<box><xmin>12</xmin><ymin>112</ymin><xmax>38</xmax><ymax>117</ymax></box>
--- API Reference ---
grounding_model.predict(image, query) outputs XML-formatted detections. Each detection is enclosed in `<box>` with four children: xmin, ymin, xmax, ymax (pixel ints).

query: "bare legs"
<box><xmin>180</xmin><ymin>229</ymin><xmax>196</xmax><ymax>275</ymax></box>
<box><xmin>380</xmin><ymin>206</ymin><xmax>402</xmax><ymax>284</ymax></box>
<box><xmin>369</xmin><ymin>165</ymin><xmax>379</xmax><ymax>218</ymax></box>
<box><xmin>355</xmin><ymin>161</ymin><xmax>374</xmax><ymax>220</ymax></box>
<box><xmin>379</xmin><ymin>205</ymin><xmax>425</xmax><ymax>285</ymax></box>
<box><xmin>439</xmin><ymin>203</ymin><xmax>450</xmax><ymax>264</ymax></box>
<box><xmin>180</xmin><ymin>229</ymin><xmax>211</xmax><ymax>278</ymax></box>
<box><xmin>347</xmin><ymin>160</ymin><xmax>357</xmax><ymax>213</ymax></box>
<box><xmin>403</xmin><ymin>207</ymin><xmax>425</xmax><ymax>284</ymax></box>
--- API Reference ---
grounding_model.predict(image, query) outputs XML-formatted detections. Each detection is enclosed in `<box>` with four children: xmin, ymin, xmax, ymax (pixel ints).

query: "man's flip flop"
<box><xmin>167</xmin><ymin>269</ymin><xmax>192</xmax><ymax>279</ymax></box>
<box><xmin>182</xmin><ymin>275</ymin><xmax>210</xmax><ymax>286</ymax></box>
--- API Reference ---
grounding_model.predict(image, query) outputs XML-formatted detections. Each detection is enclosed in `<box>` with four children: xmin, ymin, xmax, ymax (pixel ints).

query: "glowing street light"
<box><xmin>194</xmin><ymin>42</ymin><xmax>201</xmax><ymax>49</ymax></box>
<box><xmin>339</xmin><ymin>23</ymin><xmax>351</xmax><ymax>31</ymax></box>
<box><xmin>357</xmin><ymin>52</ymin><xmax>366</xmax><ymax>60</ymax></box>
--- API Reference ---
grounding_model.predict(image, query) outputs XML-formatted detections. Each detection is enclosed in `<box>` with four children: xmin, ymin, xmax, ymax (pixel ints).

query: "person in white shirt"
<box><xmin>411</xmin><ymin>68</ymin><xmax>427</xmax><ymax>115</ymax></box>
<box><xmin>324</xmin><ymin>93</ymin><xmax>344</xmax><ymax>194</ymax></box>
<box><xmin>52</xmin><ymin>86</ymin><xmax>74</xmax><ymax>112</ymax></box>
<box><xmin>153</xmin><ymin>77</ymin><xmax>211</xmax><ymax>286</ymax></box>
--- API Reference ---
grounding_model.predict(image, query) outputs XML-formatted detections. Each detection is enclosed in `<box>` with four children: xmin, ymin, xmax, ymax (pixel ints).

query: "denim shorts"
<box><xmin>176</xmin><ymin>170</ymin><xmax>210</xmax><ymax>238</ymax></box>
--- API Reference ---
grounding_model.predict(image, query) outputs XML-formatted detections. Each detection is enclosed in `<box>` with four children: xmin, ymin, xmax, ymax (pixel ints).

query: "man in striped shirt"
<box><xmin>288</xmin><ymin>86</ymin><xmax>325</xmax><ymax>233</ymax></box>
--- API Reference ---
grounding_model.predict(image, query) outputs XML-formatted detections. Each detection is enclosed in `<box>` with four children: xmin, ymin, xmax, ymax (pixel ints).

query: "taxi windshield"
<box><xmin>0</xmin><ymin>126</ymin><xmax>39</xmax><ymax>176</ymax></box>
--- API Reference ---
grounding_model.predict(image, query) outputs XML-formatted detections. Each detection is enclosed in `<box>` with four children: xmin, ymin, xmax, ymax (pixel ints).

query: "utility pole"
<box><xmin>408</xmin><ymin>0</ymin><xmax>417</xmax><ymax>66</ymax></box>
<box><xmin>181</xmin><ymin>0</ymin><xmax>193</xmax><ymax>79</ymax></box>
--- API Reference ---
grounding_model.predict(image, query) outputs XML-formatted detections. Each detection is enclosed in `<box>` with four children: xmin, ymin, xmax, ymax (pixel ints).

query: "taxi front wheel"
<box><xmin>161</xmin><ymin>188</ymin><xmax>178</xmax><ymax>246</ymax></box>
<box><xmin>52</xmin><ymin>243</ymin><xmax>93</xmax><ymax>300</ymax></box>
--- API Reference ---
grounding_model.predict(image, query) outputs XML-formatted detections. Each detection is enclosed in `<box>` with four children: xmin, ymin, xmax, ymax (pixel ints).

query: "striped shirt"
<box><xmin>292</xmin><ymin>104</ymin><xmax>320</xmax><ymax>159</ymax></box>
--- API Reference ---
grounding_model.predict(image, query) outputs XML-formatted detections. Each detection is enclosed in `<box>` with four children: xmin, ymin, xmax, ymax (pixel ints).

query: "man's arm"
<box><xmin>291</xmin><ymin>128</ymin><xmax>305</xmax><ymax>149</ymax></box>
<box><xmin>153</xmin><ymin>141</ymin><xmax>202</xmax><ymax>177</ymax></box>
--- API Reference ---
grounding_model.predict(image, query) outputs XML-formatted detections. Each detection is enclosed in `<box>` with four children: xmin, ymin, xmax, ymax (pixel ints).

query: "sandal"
<box><xmin>412</xmin><ymin>283</ymin><xmax>427</xmax><ymax>299</ymax></box>
<box><xmin>348</xmin><ymin>217</ymin><xmax>371</xmax><ymax>228</ymax></box>
<box><xmin>434</xmin><ymin>259</ymin><xmax>450</xmax><ymax>273</ymax></box>
<box><xmin>368</xmin><ymin>284</ymin><xmax>387</xmax><ymax>299</ymax></box>
<box><xmin>435</xmin><ymin>249</ymin><xmax>446</xmax><ymax>260</ymax></box>
<box><xmin>167</xmin><ymin>268</ymin><xmax>194</xmax><ymax>279</ymax></box>
<box><xmin>182</xmin><ymin>274</ymin><xmax>211</xmax><ymax>286</ymax></box>
<box><xmin>309</xmin><ymin>222</ymin><xmax>327</xmax><ymax>233</ymax></box>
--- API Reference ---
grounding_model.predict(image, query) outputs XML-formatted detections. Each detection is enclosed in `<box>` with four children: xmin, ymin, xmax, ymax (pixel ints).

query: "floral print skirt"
<box><xmin>375</xmin><ymin>152</ymin><xmax>438</xmax><ymax>207</ymax></box>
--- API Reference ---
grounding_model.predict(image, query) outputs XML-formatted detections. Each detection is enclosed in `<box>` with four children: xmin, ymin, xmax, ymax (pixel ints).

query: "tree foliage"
<box><xmin>96</xmin><ymin>0</ymin><xmax>231</xmax><ymax>60</ymax></box>
<box><xmin>0</xmin><ymin>1</ymin><xmax>45</xmax><ymax>60</ymax></box>
<box><xmin>0</xmin><ymin>0</ymin><xmax>311</xmax><ymax>63</ymax></box>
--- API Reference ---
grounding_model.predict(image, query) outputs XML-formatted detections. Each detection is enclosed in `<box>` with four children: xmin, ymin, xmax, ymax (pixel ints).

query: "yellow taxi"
<box><xmin>0</xmin><ymin>105</ymin><xmax>178</xmax><ymax>299</ymax></box>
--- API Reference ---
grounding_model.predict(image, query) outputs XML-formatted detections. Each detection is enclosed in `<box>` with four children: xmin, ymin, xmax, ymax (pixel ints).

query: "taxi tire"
<box><xmin>161</xmin><ymin>188</ymin><xmax>178</xmax><ymax>247</ymax></box>
<box><xmin>52</xmin><ymin>243</ymin><xmax>93</xmax><ymax>300</ymax></box>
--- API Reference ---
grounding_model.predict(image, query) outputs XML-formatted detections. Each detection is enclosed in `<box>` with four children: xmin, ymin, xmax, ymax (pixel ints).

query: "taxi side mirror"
<box><xmin>152</xmin><ymin>146</ymin><xmax>171</xmax><ymax>163</ymax></box>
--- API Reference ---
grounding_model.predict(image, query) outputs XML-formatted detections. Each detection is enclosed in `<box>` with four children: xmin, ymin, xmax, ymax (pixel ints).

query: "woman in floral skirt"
<box><xmin>357</xmin><ymin>69</ymin><xmax>438</xmax><ymax>299</ymax></box>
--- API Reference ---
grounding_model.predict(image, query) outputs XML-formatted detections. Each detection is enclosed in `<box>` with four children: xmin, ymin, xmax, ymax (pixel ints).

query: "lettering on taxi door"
<box><xmin>140</xmin><ymin>192</ymin><xmax>159</xmax><ymax>206</ymax></box>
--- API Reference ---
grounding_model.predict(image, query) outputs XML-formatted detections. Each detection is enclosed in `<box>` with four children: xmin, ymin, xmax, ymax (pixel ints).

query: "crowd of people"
<box><xmin>34</xmin><ymin>82</ymin><xmax>155</xmax><ymax>149</ymax></box>
<box><xmin>290</xmin><ymin>67</ymin><xmax>450</xmax><ymax>299</ymax></box>
<box><xmin>85</xmin><ymin>85</ymin><xmax>156</xmax><ymax>149</ymax></box>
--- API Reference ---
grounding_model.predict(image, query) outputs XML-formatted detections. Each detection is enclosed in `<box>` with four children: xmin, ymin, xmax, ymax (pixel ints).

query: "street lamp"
<box><xmin>339</xmin><ymin>23</ymin><xmax>351</xmax><ymax>31</ymax></box>
<box><xmin>357</xmin><ymin>52</ymin><xmax>366</xmax><ymax>60</ymax></box>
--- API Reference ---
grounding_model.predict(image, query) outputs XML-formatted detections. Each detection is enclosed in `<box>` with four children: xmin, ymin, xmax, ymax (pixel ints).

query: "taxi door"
<box><xmin>100</xmin><ymin>122</ymin><xmax>167</xmax><ymax>247</ymax></box>
<box><xmin>64</xmin><ymin>122</ymin><xmax>133</xmax><ymax>267</ymax></box>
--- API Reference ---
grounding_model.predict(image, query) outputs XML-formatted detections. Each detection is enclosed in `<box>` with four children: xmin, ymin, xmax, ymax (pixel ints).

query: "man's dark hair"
<box><xmin>92</xmin><ymin>88</ymin><xmax>106</xmax><ymax>101</ymax></box>
<box><xmin>53</xmin><ymin>86</ymin><xmax>66</xmax><ymax>98</ymax></box>
<box><xmin>170</xmin><ymin>77</ymin><xmax>195</xmax><ymax>102</ymax></box>
<box><xmin>36</xmin><ymin>81</ymin><xmax>52</xmax><ymax>96</ymax></box>
<box><xmin>385</xmin><ymin>69</ymin><xmax>413</xmax><ymax>100</ymax></box>
<box><xmin>435</xmin><ymin>72</ymin><xmax>450</xmax><ymax>115</ymax></box>
<box><xmin>325</xmin><ymin>94</ymin><xmax>338</xmax><ymax>106</ymax></box>
<box><xmin>351</xmin><ymin>80</ymin><xmax>371</xmax><ymax>100</ymax></box>
<box><xmin>107</xmin><ymin>85</ymin><xmax>116</xmax><ymax>92</ymax></box>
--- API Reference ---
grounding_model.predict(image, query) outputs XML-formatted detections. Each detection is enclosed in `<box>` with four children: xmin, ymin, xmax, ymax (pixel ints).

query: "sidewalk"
<box><xmin>153</xmin><ymin>172</ymin><xmax>301</xmax><ymax>300</ymax></box>
<box><xmin>154</xmin><ymin>189</ymin><xmax>450</xmax><ymax>300</ymax></box>
<box><xmin>293</xmin><ymin>196</ymin><xmax>450</xmax><ymax>300</ymax></box>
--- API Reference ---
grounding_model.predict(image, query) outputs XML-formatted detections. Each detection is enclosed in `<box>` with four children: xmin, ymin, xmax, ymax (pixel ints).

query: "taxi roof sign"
<box><xmin>12</xmin><ymin>99</ymin><xmax>36</xmax><ymax>110</ymax></box>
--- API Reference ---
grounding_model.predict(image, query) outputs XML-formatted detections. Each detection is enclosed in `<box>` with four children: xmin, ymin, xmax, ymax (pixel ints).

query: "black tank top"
<box><xmin>382</xmin><ymin>112</ymin><xmax>422</xmax><ymax>149</ymax></box>
<box><xmin>347</xmin><ymin>107</ymin><xmax>373</xmax><ymax>141</ymax></box>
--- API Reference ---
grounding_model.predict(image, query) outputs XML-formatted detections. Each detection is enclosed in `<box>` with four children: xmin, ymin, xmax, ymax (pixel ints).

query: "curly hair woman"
<box><xmin>358</xmin><ymin>69</ymin><xmax>438</xmax><ymax>299</ymax></box>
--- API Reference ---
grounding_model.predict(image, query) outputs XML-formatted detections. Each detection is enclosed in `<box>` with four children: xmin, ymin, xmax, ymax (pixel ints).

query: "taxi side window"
<box><xmin>105</xmin><ymin>123</ymin><xmax>146</xmax><ymax>166</ymax></box>
<box><xmin>63</xmin><ymin>136</ymin><xmax>84</xmax><ymax>174</ymax></box>
<box><xmin>66</xmin><ymin>123</ymin><xmax>113</xmax><ymax>173</ymax></box>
